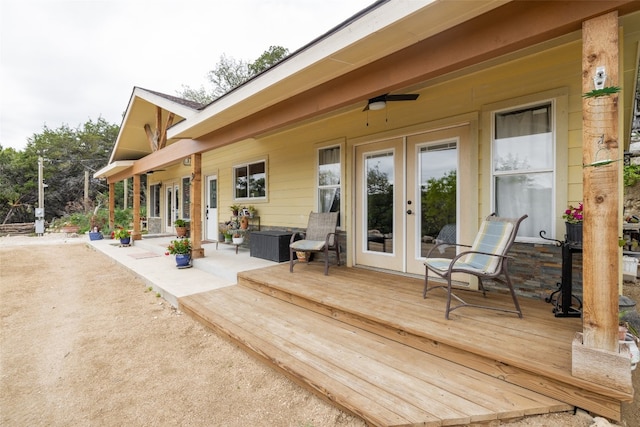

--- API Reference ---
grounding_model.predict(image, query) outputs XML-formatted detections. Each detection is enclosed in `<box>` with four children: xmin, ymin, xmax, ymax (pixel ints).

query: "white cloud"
<box><xmin>0</xmin><ymin>0</ymin><xmax>373</xmax><ymax>150</ymax></box>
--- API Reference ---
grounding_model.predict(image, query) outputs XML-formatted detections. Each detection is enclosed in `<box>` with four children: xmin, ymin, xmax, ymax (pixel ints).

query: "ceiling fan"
<box><xmin>363</xmin><ymin>93</ymin><xmax>419</xmax><ymax>111</ymax></box>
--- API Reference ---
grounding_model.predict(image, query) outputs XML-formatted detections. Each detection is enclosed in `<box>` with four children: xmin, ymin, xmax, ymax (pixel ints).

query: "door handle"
<box><xmin>406</xmin><ymin>210</ymin><xmax>413</xmax><ymax>215</ymax></box>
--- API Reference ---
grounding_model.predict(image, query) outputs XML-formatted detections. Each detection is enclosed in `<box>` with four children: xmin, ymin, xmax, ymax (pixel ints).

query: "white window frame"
<box><xmin>149</xmin><ymin>183</ymin><xmax>161</xmax><ymax>218</ymax></box>
<box><xmin>316</xmin><ymin>139</ymin><xmax>345</xmax><ymax>228</ymax></box>
<box><xmin>483</xmin><ymin>88</ymin><xmax>569</xmax><ymax>243</ymax></box>
<box><xmin>233</xmin><ymin>158</ymin><xmax>267</xmax><ymax>201</ymax></box>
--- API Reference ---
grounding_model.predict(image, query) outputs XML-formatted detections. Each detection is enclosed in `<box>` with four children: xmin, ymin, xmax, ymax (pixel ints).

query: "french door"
<box><xmin>165</xmin><ymin>183</ymin><xmax>180</xmax><ymax>233</ymax></box>
<box><xmin>355</xmin><ymin>125</ymin><xmax>469</xmax><ymax>275</ymax></box>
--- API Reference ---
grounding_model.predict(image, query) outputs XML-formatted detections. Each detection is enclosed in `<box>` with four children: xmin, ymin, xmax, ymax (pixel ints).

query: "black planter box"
<box><xmin>250</xmin><ymin>231</ymin><xmax>293</xmax><ymax>262</ymax></box>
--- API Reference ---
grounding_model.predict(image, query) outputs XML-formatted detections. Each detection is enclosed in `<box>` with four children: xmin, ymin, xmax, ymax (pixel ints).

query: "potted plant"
<box><xmin>60</xmin><ymin>221</ymin><xmax>80</xmax><ymax>234</ymax></box>
<box><xmin>113</xmin><ymin>228</ymin><xmax>131</xmax><ymax>246</ymax></box>
<box><xmin>230</xmin><ymin>204</ymin><xmax>242</xmax><ymax>217</ymax></box>
<box><xmin>165</xmin><ymin>238</ymin><xmax>192</xmax><ymax>268</ymax></box>
<box><xmin>562</xmin><ymin>203</ymin><xmax>583</xmax><ymax>244</ymax></box>
<box><xmin>174</xmin><ymin>219</ymin><xmax>188</xmax><ymax>237</ymax></box>
<box><xmin>88</xmin><ymin>214</ymin><xmax>105</xmax><ymax>240</ymax></box>
<box><xmin>232</xmin><ymin>230</ymin><xmax>245</xmax><ymax>245</ymax></box>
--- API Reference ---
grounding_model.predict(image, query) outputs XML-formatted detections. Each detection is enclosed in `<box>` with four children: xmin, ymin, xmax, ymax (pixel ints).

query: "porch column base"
<box><xmin>131</xmin><ymin>231</ymin><xmax>142</xmax><ymax>241</ymax></box>
<box><xmin>191</xmin><ymin>248</ymin><xmax>205</xmax><ymax>259</ymax></box>
<box><xmin>572</xmin><ymin>332</ymin><xmax>633</xmax><ymax>395</ymax></box>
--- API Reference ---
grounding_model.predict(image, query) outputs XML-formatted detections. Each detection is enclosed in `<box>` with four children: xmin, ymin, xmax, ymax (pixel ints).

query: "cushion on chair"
<box><xmin>290</xmin><ymin>240</ymin><xmax>326</xmax><ymax>252</ymax></box>
<box><xmin>464</xmin><ymin>220</ymin><xmax>513</xmax><ymax>273</ymax></box>
<box><xmin>424</xmin><ymin>258</ymin><xmax>490</xmax><ymax>275</ymax></box>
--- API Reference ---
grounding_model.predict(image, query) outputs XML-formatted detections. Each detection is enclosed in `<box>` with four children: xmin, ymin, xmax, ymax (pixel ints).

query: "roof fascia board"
<box><xmin>93</xmin><ymin>160</ymin><xmax>135</xmax><ymax>179</ymax></box>
<box><xmin>168</xmin><ymin>0</ymin><xmax>508</xmax><ymax>139</ymax></box>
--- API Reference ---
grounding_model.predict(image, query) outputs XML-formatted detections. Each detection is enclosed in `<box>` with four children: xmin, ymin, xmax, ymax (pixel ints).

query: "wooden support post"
<box><xmin>190</xmin><ymin>153</ymin><xmax>204</xmax><ymax>259</ymax></box>
<box><xmin>573</xmin><ymin>11</ymin><xmax>631</xmax><ymax>396</ymax></box>
<box><xmin>132</xmin><ymin>174</ymin><xmax>142</xmax><ymax>241</ymax></box>
<box><xmin>108</xmin><ymin>181</ymin><xmax>115</xmax><ymax>231</ymax></box>
<box><xmin>581</xmin><ymin>11</ymin><xmax>620</xmax><ymax>352</ymax></box>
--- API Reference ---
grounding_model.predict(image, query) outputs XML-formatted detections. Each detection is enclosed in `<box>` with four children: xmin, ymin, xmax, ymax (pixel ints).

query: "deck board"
<box><xmin>181</xmin><ymin>286</ymin><xmax>569</xmax><ymax>426</ymax></box>
<box><xmin>179</xmin><ymin>263</ymin><xmax>630</xmax><ymax>424</ymax></box>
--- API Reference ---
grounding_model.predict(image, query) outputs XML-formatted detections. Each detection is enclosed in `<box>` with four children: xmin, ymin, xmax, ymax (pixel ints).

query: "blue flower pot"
<box><xmin>120</xmin><ymin>237</ymin><xmax>131</xmax><ymax>245</ymax></box>
<box><xmin>175</xmin><ymin>253</ymin><xmax>191</xmax><ymax>267</ymax></box>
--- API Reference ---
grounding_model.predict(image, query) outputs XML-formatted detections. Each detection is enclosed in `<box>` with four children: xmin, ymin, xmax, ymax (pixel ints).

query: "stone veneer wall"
<box><xmin>147</xmin><ymin>217</ymin><xmax>162</xmax><ymax>234</ymax></box>
<box><xmin>487</xmin><ymin>242</ymin><xmax>583</xmax><ymax>301</ymax></box>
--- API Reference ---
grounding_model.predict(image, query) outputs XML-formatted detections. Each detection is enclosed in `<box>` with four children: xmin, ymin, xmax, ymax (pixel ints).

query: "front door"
<box><xmin>355</xmin><ymin>125</ymin><xmax>468</xmax><ymax>275</ymax></box>
<box><xmin>206</xmin><ymin>175</ymin><xmax>218</xmax><ymax>241</ymax></box>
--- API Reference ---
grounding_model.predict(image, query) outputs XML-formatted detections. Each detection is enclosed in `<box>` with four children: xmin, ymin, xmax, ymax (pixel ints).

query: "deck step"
<box><xmin>180</xmin><ymin>286</ymin><xmax>571</xmax><ymax>427</ymax></box>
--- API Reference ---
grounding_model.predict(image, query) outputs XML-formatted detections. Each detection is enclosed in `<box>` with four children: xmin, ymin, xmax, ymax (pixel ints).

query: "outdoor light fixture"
<box><xmin>368</xmin><ymin>100</ymin><xmax>386</xmax><ymax>111</ymax></box>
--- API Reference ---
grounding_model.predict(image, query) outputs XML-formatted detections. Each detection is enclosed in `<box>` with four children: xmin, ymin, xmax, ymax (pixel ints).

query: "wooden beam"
<box><xmin>581</xmin><ymin>11</ymin><xmax>620</xmax><ymax>353</ymax></box>
<box><xmin>108</xmin><ymin>182</ymin><xmax>115</xmax><ymax>231</ymax></box>
<box><xmin>158</xmin><ymin>112</ymin><xmax>175</xmax><ymax>150</ymax></box>
<box><xmin>190</xmin><ymin>153</ymin><xmax>204</xmax><ymax>259</ymax></box>
<box><xmin>144</xmin><ymin>123</ymin><xmax>158</xmax><ymax>152</ymax></box>
<box><xmin>132</xmin><ymin>174</ymin><xmax>142</xmax><ymax>241</ymax></box>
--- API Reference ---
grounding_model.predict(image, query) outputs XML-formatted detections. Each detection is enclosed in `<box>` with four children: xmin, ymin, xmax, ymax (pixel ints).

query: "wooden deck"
<box><xmin>179</xmin><ymin>263</ymin><xmax>632</xmax><ymax>426</ymax></box>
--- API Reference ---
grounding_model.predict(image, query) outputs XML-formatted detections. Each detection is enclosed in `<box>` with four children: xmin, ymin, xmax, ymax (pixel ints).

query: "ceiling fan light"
<box><xmin>368</xmin><ymin>100</ymin><xmax>386</xmax><ymax>111</ymax></box>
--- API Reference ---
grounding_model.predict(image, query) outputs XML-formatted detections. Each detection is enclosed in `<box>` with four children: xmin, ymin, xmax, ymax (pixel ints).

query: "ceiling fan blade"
<box><xmin>363</xmin><ymin>93</ymin><xmax>419</xmax><ymax>111</ymax></box>
<box><xmin>385</xmin><ymin>94</ymin><xmax>419</xmax><ymax>101</ymax></box>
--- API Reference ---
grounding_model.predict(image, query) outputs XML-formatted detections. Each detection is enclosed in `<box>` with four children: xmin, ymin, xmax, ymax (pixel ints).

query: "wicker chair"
<box><xmin>289</xmin><ymin>212</ymin><xmax>340</xmax><ymax>275</ymax></box>
<box><xmin>423</xmin><ymin>213</ymin><xmax>528</xmax><ymax>319</ymax></box>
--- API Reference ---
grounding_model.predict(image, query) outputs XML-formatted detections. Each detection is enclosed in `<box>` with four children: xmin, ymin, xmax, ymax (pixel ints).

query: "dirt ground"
<box><xmin>1</xmin><ymin>235</ymin><xmax>638</xmax><ymax>427</ymax></box>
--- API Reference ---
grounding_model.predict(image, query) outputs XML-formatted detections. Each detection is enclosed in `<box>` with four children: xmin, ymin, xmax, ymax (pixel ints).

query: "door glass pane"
<box><xmin>175</xmin><ymin>187</ymin><xmax>179</xmax><ymax>220</ymax></box>
<box><xmin>419</xmin><ymin>143</ymin><xmax>457</xmax><ymax>258</ymax></box>
<box><xmin>182</xmin><ymin>178</ymin><xmax>190</xmax><ymax>219</ymax></box>
<box><xmin>209</xmin><ymin>179</ymin><xmax>217</xmax><ymax>209</ymax></box>
<box><xmin>366</xmin><ymin>152</ymin><xmax>394</xmax><ymax>253</ymax></box>
<box><xmin>166</xmin><ymin>187</ymin><xmax>173</xmax><ymax>227</ymax></box>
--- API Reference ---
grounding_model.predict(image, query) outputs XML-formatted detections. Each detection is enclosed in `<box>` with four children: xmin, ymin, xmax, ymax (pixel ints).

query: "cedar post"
<box><xmin>131</xmin><ymin>174</ymin><xmax>142</xmax><ymax>241</ymax></box>
<box><xmin>581</xmin><ymin>11</ymin><xmax>619</xmax><ymax>353</ymax></box>
<box><xmin>190</xmin><ymin>153</ymin><xmax>204</xmax><ymax>258</ymax></box>
<box><xmin>573</xmin><ymin>11</ymin><xmax>631</xmax><ymax>397</ymax></box>
<box><xmin>108</xmin><ymin>181</ymin><xmax>115</xmax><ymax>231</ymax></box>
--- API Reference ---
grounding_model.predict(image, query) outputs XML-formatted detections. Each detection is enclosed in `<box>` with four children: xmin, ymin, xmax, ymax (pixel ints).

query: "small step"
<box><xmin>180</xmin><ymin>286</ymin><xmax>570</xmax><ymax>427</ymax></box>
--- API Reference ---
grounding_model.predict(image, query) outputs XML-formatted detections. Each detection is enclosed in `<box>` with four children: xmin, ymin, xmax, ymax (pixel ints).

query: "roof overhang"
<box><xmin>94</xmin><ymin>160</ymin><xmax>135</xmax><ymax>179</ymax></box>
<box><xmin>168</xmin><ymin>0</ymin><xmax>509</xmax><ymax>140</ymax></box>
<box><xmin>108</xmin><ymin>87</ymin><xmax>203</xmax><ymax>163</ymax></box>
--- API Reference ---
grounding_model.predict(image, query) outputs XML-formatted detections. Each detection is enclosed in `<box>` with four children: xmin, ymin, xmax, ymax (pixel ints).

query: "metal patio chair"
<box><xmin>289</xmin><ymin>212</ymin><xmax>340</xmax><ymax>275</ymax></box>
<box><xmin>423</xmin><ymin>213</ymin><xmax>528</xmax><ymax>319</ymax></box>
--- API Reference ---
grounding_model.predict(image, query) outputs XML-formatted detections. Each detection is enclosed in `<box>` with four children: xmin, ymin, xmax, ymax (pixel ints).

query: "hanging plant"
<box><xmin>582</xmin><ymin>86</ymin><xmax>621</xmax><ymax>98</ymax></box>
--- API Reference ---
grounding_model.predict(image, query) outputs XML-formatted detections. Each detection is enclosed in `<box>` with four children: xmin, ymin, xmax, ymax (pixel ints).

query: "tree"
<box><xmin>0</xmin><ymin>117</ymin><xmax>119</xmax><ymax>223</ymax></box>
<box><xmin>178</xmin><ymin>46</ymin><xmax>289</xmax><ymax>104</ymax></box>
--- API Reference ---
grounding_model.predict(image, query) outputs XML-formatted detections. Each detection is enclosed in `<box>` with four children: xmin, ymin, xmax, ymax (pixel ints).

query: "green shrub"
<box><xmin>624</xmin><ymin>164</ymin><xmax>640</xmax><ymax>187</ymax></box>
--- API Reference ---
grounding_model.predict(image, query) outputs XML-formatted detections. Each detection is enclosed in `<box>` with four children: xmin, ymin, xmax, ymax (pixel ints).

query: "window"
<box><xmin>234</xmin><ymin>160</ymin><xmax>266</xmax><ymax>199</ymax></box>
<box><xmin>318</xmin><ymin>146</ymin><xmax>341</xmax><ymax>224</ymax></box>
<box><xmin>182</xmin><ymin>177</ymin><xmax>190</xmax><ymax>219</ymax></box>
<box><xmin>149</xmin><ymin>184</ymin><xmax>161</xmax><ymax>217</ymax></box>
<box><xmin>493</xmin><ymin>103</ymin><xmax>553</xmax><ymax>239</ymax></box>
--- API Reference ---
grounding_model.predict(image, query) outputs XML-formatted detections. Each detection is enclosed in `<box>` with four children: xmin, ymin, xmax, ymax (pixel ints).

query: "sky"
<box><xmin>0</xmin><ymin>0</ymin><xmax>374</xmax><ymax>151</ymax></box>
